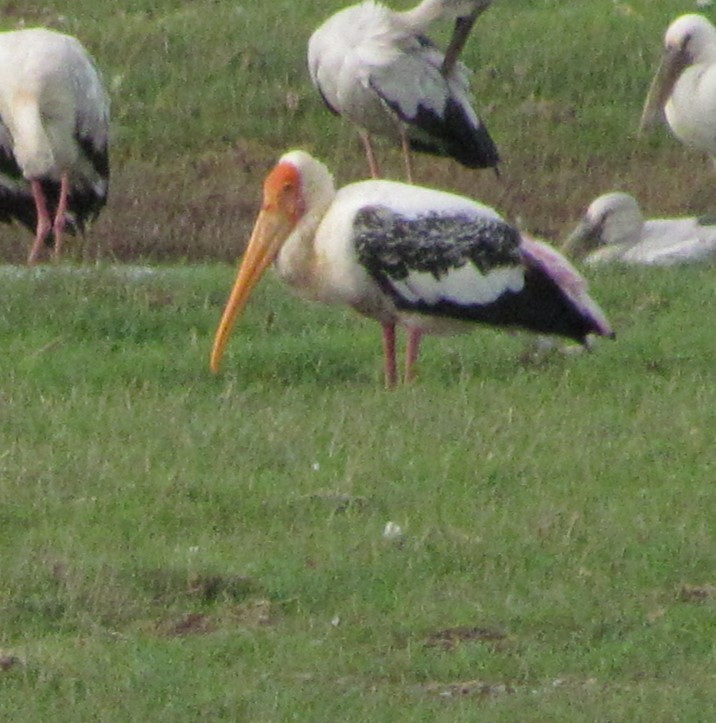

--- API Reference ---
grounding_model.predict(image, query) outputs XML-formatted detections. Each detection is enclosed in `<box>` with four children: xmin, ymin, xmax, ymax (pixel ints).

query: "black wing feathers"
<box><xmin>354</xmin><ymin>205</ymin><xmax>599</xmax><ymax>344</ymax></box>
<box><xmin>355</xmin><ymin>206</ymin><xmax>520</xmax><ymax>281</ymax></box>
<box><xmin>408</xmin><ymin>97</ymin><xmax>500</xmax><ymax>169</ymax></box>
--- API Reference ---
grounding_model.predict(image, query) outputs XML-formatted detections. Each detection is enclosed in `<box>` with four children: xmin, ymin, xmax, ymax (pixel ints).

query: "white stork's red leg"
<box><xmin>51</xmin><ymin>172</ymin><xmax>71</xmax><ymax>260</ymax></box>
<box><xmin>359</xmin><ymin>129</ymin><xmax>381</xmax><ymax>179</ymax></box>
<box><xmin>382</xmin><ymin>322</ymin><xmax>397</xmax><ymax>388</ymax></box>
<box><xmin>399</xmin><ymin>126</ymin><xmax>415</xmax><ymax>184</ymax></box>
<box><xmin>404</xmin><ymin>327</ymin><xmax>423</xmax><ymax>383</ymax></box>
<box><xmin>27</xmin><ymin>179</ymin><xmax>52</xmax><ymax>265</ymax></box>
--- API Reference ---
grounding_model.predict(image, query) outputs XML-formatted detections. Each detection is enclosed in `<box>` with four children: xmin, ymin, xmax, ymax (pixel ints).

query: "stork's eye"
<box><xmin>280</xmin><ymin>180</ymin><xmax>305</xmax><ymax>219</ymax></box>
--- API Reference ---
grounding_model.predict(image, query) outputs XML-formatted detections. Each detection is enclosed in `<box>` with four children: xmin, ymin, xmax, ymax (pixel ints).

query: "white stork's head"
<box><xmin>664</xmin><ymin>14</ymin><xmax>716</xmax><ymax>65</ymax></box>
<box><xmin>437</xmin><ymin>0</ymin><xmax>487</xmax><ymax>18</ymax></box>
<box><xmin>210</xmin><ymin>151</ymin><xmax>335</xmax><ymax>373</ymax></box>
<box><xmin>401</xmin><ymin>0</ymin><xmax>490</xmax><ymax>34</ymax></box>
<box><xmin>409</xmin><ymin>0</ymin><xmax>489</xmax><ymax>21</ymax></box>
<box><xmin>640</xmin><ymin>14</ymin><xmax>716</xmax><ymax>131</ymax></box>
<box><xmin>563</xmin><ymin>192</ymin><xmax>645</xmax><ymax>259</ymax></box>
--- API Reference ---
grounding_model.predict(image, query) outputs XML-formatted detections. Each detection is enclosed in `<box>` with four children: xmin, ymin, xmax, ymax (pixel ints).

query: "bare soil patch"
<box><xmin>1</xmin><ymin>139</ymin><xmax>710</xmax><ymax>265</ymax></box>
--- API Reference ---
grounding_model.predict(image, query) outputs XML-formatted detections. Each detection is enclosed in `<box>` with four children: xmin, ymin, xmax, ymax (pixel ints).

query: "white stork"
<box><xmin>564</xmin><ymin>192</ymin><xmax>716</xmax><ymax>266</ymax></box>
<box><xmin>0</xmin><ymin>28</ymin><xmax>110</xmax><ymax>264</ymax></box>
<box><xmin>307</xmin><ymin>0</ymin><xmax>499</xmax><ymax>182</ymax></box>
<box><xmin>640</xmin><ymin>14</ymin><xmax>716</xmax><ymax>160</ymax></box>
<box><xmin>210</xmin><ymin>151</ymin><xmax>613</xmax><ymax>387</ymax></box>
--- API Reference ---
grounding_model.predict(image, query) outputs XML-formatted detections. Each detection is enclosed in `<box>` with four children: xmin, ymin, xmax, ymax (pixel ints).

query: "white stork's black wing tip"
<box><xmin>407</xmin><ymin>97</ymin><xmax>500</xmax><ymax>170</ymax></box>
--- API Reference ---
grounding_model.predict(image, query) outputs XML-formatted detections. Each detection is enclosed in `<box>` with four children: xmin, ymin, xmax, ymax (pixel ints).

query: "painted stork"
<box><xmin>210</xmin><ymin>151</ymin><xmax>613</xmax><ymax>387</ymax></box>
<box><xmin>307</xmin><ymin>0</ymin><xmax>499</xmax><ymax>182</ymax></box>
<box><xmin>0</xmin><ymin>28</ymin><xmax>110</xmax><ymax>264</ymax></box>
<box><xmin>564</xmin><ymin>192</ymin><xmax>716</xmax><ymax>266</ymax></box>
<box><xmin>640</xmin><ymin>14</ymin><xmax>716</xmax><ymax>160</ymax></box>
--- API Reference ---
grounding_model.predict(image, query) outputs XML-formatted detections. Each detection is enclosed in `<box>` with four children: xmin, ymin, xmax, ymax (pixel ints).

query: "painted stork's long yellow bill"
<box><xmin>210</xmin><ymin>207</ymin><xmax>295</xmax><ymax>374</ymax></box>
<box><xmin>639</xmin><ymin>44</ymin><xmax>690</xmax><ymax>134</ymax></box>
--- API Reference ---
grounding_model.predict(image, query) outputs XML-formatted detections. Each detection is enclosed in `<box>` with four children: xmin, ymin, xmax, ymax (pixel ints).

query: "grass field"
<box><xmin>1</xmin><ymin>0</ymin><xmax>716</xmax><ymax>720</ymax></box>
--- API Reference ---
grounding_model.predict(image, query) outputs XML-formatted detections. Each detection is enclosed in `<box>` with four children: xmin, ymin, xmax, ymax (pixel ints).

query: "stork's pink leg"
<box><xmin>405</xmin><ymin>328</ymin><xmax>423</xmax><ymax>383</ymax></box>
<box><xmin>359</xmin><ymin>130</ymin><xmax>381</xmax><ymax>179</ymax></box>
<box><xmin>399</xmin><ymin>127</ymin><xmax>415</xmax><ymax>184</ymax></box>
<box><xmin>51</xmin><ymin>173</ymin><xmax>71</xmax><ymax>260</ymax></box>
<box><xmin>382</xmin><ymin>322</ymin><xmax>397</xmax><ymax>389</ymax></box>
<box><xmin>27</xmin><ymin>180</ymin><xmax>52</xmax><ymax>265</ymax></box>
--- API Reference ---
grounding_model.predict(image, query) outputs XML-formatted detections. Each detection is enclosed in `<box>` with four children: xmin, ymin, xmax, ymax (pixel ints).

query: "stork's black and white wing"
<box><xmin>367</xmin><ymin>35</ymin><xmax>499</xmax><ymax>169</ymax></box>
<box><xmin>354</xmin><ymin>205</ymin><xmax>611</xmax><ymax>343</ymax></box>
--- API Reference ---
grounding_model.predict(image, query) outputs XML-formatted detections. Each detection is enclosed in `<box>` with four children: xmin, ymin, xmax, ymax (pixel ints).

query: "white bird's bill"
<box><xmin>639</xmin><ymin>45</ymin><xmax>690</xmax><ymax>133</ymax></box>
<box><xmin>441</xmin><ymin>0</ymin><xmax>492</xmax><ymax>76</ymax></box>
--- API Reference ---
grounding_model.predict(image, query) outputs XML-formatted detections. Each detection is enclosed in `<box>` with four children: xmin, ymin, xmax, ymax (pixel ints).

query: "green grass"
<box><xmin>0</xmin><ymin>263</ymin><xmax>715</xmax><ymax>720</ymax></box>
<box><xmin>1</xmin><ymin>0</ymin><xmax>716</xmax><ymax>719</ymax></box>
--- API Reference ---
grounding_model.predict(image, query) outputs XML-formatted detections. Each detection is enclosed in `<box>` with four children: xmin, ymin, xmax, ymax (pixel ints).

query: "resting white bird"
<box><xmin>0</xmin><ymin>28</ymin><xmax>110</xmax><ymax>264</ymax></box>
<box><xmin>640</xmin><ymin>14</ymin><xmax>716</xmax><ymax>160</ymax></box>
<box><xmin>564</xmin><ymin>192</ymin><xmax>716</xmax><ymax>266</ymax></box>
<box><xmin>210</xmin><ymin>151</ymin><xmax>613</xmax><ymax>387</ymax></box>
<box><xmin>308</xmin><ymin>0</ymin><xmax>499</xmax><ymax>182</ymax></box>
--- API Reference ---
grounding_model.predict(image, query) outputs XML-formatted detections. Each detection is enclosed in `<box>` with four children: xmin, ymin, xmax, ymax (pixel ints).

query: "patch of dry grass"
<box><xmin>1</xmin><ymin>0</ymin><xmax>711</xmax><ymax>264</ymax></box>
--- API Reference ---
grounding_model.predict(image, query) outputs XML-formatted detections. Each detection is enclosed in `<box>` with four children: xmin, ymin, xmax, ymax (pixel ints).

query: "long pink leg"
<box><xmin>399</xmin><ymin>127</ymin><xmax>415</xmax><ymax>184</ymax></box>
<box><xmin>359</xmin><ymin>130</ymin><xmax>381</xmax><ymax>179</ymax></box>
<box><xmin>382</xmin><ymin>322</ymin><xmax>397</xmax><ymax>389</ymax></box>
<box><xmin>51</xmin><ymin>173</ymin><xmax>71</xmax><ymax>260</ymax></box>
<box><xmin>27</xmin><ymin>180</ymin><xmax>52</xmax><ymax>265</ymax></box>
<box><xmin>405</xmin><ymin>328</ymin><xmax>423</xmax><ymax>383</ymax></box>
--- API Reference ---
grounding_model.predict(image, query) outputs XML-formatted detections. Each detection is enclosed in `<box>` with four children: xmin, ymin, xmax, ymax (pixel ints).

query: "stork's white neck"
<box><xmin>399</xmin><ymin>1</ymin><xmax>439</xmax><ymax>29</ymax></box>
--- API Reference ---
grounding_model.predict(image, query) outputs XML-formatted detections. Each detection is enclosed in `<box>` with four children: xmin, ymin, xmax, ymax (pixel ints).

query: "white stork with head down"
<box><xmin>308</xmin><ymin>0</ymin><xmax>499</xmax><ymax>182</ymax></box>
<box><xmin>564</xmin><ymin>192</ymin><xmax>716</xmax><ymax>266</ymax></box>
<box><xmin>210</xmin><ymin>151</ymin><xmax>613</xmax><ymax>387</ymax></box>
<box><xmin>640</xmin><ymin>14</ymin><xmax>716</xmax><ymax>160</ymax></box>
<box><xmin>0</xmin><ymin>28</ymin><xmax>110</xmax><ymax>264</ymax></box>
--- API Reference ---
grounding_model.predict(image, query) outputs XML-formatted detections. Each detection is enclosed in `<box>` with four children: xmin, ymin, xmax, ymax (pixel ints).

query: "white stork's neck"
<box><xmin>398</xmin><ymin>0</ymin><xmax>475</xmax><ymax>31</ymax></box>
<box><xmin>274</xmin><ymin>152</ymin><xmax>336</xmax><ymax>290</ymax></box>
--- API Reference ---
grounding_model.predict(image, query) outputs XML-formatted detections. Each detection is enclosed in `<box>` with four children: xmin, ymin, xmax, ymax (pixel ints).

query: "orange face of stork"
<box><xmin>210</xmin><ymin>160</ymin><xmax>306</xmax><ymax>373</ymax></box>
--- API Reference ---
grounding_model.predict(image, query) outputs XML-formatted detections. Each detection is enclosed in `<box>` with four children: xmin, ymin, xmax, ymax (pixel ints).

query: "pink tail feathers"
<box><xmin>520</xmin><ymin>234</ymin><xmax>615</xmax><ymax>340</ymax></box>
